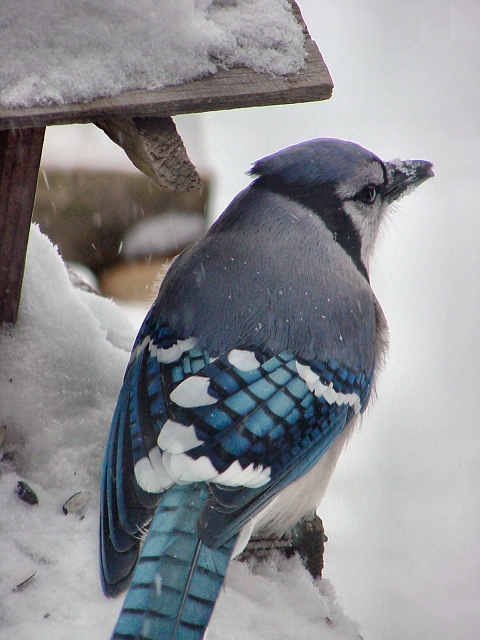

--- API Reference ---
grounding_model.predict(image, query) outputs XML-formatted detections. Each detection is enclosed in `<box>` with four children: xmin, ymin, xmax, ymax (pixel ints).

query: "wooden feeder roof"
<box><xmin>0</xmin><ymin>3</ymin><xmax>332</xmax><ymax>131</ymax></box>
<box><xmin>0</xmin><ymin>0</ymin><xmax>333</xmax><ymax>325</ymax></box>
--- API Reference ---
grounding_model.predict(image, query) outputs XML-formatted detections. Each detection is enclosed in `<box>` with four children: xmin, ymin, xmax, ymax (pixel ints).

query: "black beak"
<box><xmin>383</xmin><ymin>159</ymin><xmax>434</xmax><ymax>203</ymax></box>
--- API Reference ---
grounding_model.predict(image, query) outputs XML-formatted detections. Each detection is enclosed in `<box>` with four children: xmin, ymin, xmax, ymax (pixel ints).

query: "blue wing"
<box><xmin>100</xmin><ymin>310</ymin><xmax>192</xmax><ymax>595</ymax></box>
<box><xmin>101</xmin><ymin>310</ymin><xmax>373</xmax><ymax>596</ymax></box>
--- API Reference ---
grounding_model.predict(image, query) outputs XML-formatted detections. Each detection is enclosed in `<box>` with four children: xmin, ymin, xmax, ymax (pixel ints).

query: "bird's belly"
<box><xmin>251</xmin><ymin>418</ymin><xmax>358</xmax><ymax>537</ymax></box>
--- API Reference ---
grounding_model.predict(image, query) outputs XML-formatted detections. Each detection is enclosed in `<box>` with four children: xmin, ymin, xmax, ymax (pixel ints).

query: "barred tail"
<box><xmin>111</xmin><ymin>483</ymin><xmax>237</xmax><ymax>640</ymax></box>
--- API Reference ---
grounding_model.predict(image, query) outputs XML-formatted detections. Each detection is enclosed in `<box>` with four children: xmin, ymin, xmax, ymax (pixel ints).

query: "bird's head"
<box><xmin>250</xmin><ymin>138</ymin><xmax>434</xmax><ymax>277</ymax></box>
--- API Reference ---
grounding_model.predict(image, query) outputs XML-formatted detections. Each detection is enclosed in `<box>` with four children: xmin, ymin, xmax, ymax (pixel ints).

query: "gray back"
<box><xmin>155</xmin><ymin>185</ymin><xmax>377</xmax><ymax>372</ymax></box>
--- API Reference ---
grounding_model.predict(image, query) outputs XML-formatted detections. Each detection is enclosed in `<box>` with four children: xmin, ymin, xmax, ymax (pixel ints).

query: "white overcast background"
<box><xmin>26</xmin><ymin>1</ymin><xmax>480</xmax><ymax>639</ymax></box>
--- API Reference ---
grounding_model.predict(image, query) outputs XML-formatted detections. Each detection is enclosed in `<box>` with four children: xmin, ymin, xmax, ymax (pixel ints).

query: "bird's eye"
<box><xmin>357</xmin><ymin>184</ymin><xmax>378</xmax><ymax>204</ymax></box>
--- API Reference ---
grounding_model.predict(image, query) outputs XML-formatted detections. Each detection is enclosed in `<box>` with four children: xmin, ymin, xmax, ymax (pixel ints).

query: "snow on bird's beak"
<box><xmin>383</xmin><ymin>158</ymin><xmax>434</xmax><ymax>204</ymax></box>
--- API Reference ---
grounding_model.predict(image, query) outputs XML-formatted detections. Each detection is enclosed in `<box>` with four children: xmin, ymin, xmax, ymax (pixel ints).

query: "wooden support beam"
<box><xmin>0</xmin><ymin>127</ymin><xmax>45</xmax><ymax>324</ymax></box>
<box><xmin>95</xmin><ymin>116</ymin><xmax>202</xmax><ymax>192</ymax></box>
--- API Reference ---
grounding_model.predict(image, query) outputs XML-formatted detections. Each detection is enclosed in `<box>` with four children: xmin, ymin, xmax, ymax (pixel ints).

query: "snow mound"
<box><xmin>0</xmin><ymin>0</ymin><xmax>306</xmax><ymax>108</ymax></box>
<box><xmin>211</xmin><ymin>556</ymin><xmax>361</xmax><ymax>640</ymax></box>
<box><xmin>0</xmin><ymin>226</ymin><xmax>360</xmax><ymax>639</ymax></box>
<box><xmin>122</xmin><ymin>212</ymin><xmax>206</xmax><ymax>259</ymax></box>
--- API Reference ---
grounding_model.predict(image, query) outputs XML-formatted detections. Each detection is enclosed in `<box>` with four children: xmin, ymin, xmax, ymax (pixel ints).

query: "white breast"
<box><xmin>250</xmin><ymin>417</ymin><xmax>358</xmax><ymax>537</ymax></box>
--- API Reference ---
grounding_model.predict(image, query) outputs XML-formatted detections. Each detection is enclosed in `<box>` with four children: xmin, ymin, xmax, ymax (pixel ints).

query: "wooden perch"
<box><xmin>0</xmin><ymin>128</ymin><xmax>45</xmax><ymax>324</ymax></box>
<box><xmin>95</xmin><ymin>116</ymin><xmax>202</xmax><ymax>192</ymax></box>
<box><xmin>238</xmin><ymin>513</ymin><xmax>327</xmax><ymax>580</ymax></box>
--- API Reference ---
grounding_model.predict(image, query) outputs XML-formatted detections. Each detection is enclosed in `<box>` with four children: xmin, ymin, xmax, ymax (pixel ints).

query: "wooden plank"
<box><xmin>0</xmin><ymin>36</ymin><xmax>332</xmax><ymax>131</ymax></box>
<box><xmin>95</xmin><ymin>116</ymin><xmax>202</xmax><ymax>192</ymax></box>
<box><xmin>0</xmin><ymin>128</ymin><xmax>45</xmax><ymax>324</ymax></box>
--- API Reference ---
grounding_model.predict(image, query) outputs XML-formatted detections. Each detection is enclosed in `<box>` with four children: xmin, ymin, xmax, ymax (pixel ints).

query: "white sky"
<box><xmin>35</xmin><ymin>0</ymin><xmax>480</xmax><ymax>638</ymax></box>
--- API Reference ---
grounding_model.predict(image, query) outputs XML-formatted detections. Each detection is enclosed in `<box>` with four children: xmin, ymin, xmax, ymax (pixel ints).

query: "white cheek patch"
<box><xmin>157</xmin><ymin>419</ymin><xmax>204</xmax><ymax>453</ymax></box>
<box><xmin>129</xmin><ymin>335</ymin><xmax>197</xmax><ymax>365</ymax></box>
<box><xmin>296</xmin><ymin>362</ymin><xmax>361</xmax><ymax>413</ymax></box>
<box><xmin>227</xmin><ymin>349</ymin><xmax>261</xmax><ymax>371</ymax></box>
<box><xmin>134</xmin><ymin>447</ymin><xmax>174</xmax><ymax>493</ymax></box>
<box><xmin>342</xmin><ymin>200</ymin><xmax>380</xmax><ymax>267</ymax></box>
<box><xmin>170</xmin><ymin>376</ymin><xmax>217</xmax><ymax>408</ymax></box>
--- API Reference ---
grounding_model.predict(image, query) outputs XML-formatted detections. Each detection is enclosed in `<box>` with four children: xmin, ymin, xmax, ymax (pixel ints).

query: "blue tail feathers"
<box><xmin>111</xmin><ymin>483</ymin><xmax>237</xmax><ymax>640</ymax></box>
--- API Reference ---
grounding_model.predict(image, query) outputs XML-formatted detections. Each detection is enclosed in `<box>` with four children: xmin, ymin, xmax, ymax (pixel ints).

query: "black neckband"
<box><xmin>253</xmin><ymin>176</ymin><xmax>369</xmax><ymax>282</ymax></box>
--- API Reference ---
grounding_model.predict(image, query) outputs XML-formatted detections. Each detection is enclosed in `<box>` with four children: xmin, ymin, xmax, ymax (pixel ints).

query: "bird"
<box><xmin>100</xmin><ymin>138</ymin><xmax>434</xmax><ymax>640</ymax></box>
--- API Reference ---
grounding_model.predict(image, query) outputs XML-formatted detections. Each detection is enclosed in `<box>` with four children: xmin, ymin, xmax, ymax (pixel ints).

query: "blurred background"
<box><xmin>36</xmin><ymin>1</ymin><xmax>480</xmax><ymax>638</ymax></box>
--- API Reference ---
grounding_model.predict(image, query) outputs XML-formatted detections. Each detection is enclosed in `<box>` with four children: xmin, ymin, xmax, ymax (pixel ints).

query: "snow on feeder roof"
<box><xmin>1</xmin><ymin>0</ymin><xmax>307</xmax><ymax>109</ymax></box>
<box><xmin>0</xmin><ymin>0</ymin><xmax>333</xmax><ymax>324</ymax></box>
<box><xmin>0</xmin><ymin>0</ymin><xmax>332</xmax><ymax>129</ymax></box>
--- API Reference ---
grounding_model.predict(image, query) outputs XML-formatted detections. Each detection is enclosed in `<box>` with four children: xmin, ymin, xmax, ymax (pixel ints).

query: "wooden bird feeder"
<box><xmin>0</xmin><ymin>1</ymin><xmax>333</xmax><ymax>325</ymax></box>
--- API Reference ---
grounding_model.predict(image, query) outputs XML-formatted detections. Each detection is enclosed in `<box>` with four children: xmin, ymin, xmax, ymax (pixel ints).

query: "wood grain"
<box><xmin>95</xmin><ymin>117</ymin><xmax>202</xmax><ymax>192</ymax></box>
<box><xmin>0</xmin><ymin>128</ymin><xmax>45</xmax><ymax>324</ymax></box>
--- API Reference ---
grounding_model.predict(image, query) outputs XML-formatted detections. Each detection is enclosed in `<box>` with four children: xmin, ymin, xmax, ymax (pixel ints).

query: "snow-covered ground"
<box><xmin>3</xmin><ymin>0</ymin><xmax>480</xmax><ymax>639</ymax></box>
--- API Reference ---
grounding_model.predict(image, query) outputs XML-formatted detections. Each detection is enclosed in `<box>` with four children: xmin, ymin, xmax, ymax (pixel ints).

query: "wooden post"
<box><xmin>0</xmin><ymin>127</ymin><xmax>45</xmax><ymax>325</ymax></box>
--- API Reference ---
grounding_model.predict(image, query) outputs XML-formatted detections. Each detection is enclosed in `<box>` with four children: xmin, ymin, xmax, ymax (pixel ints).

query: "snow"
<box><xmin>121</xmin><ymin>212</ymin><xmax>206</xmax><ymax>260</ymax></box>
<box><xmin>5</xmin><ymin>0</ymin><xmax>480</xmax><ymax>638</ymax></box>
<box><xmin>211</xmin><ymin>557</ymin><xmax>361</xmax><ymax>640</ymax></box>
<box><xmin>0</xmin><ymin>226</ymin><xmax>360</xmax><ymax>639</ymax></box>
<box><xmin>0</xmin><ymin>226</ymin><xmax>131</xmax><ymax>639</ymax></box>
<box><xmin>0</xmin><ymin>0</ymin><xmax>305</xmax><ymax>108</ymax></box>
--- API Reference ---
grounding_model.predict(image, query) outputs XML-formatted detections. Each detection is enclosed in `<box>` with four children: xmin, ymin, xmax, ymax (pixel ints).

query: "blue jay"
<box><xmin>100</xmin><ymin>138</ymin><xmax>433</xmax><ymax>639</ymax></box>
